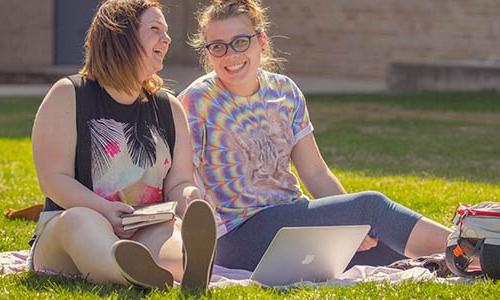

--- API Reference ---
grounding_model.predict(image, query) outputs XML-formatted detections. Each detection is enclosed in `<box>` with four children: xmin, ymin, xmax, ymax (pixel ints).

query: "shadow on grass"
<box><xmin>0</xmin><ymin>97</ymin><xmax>41</xmax><ymax>138</ymax></box>
<box><xmin>306</xmin><ymin>91</ymin><xmax>500</xmax><ymax>113</ymax></box>
<box><xmin>2</xmin><ymin>93</ymin><xmax>500</xmax><ymax>184</ymax></box>
<box><xmin>306</xmin><ymin>93</ymin><xmax>500</xmax><ymax>184</ymax></box>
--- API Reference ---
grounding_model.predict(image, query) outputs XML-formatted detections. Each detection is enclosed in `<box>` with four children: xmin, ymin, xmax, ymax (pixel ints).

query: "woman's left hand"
<box><xmin>357</xmin><ymin>235</ymin><xmax>378</xmax><ymax>251</ymax></box>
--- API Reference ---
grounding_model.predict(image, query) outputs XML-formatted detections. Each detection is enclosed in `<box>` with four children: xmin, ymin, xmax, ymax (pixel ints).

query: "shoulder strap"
<box><xmin>67</xmin><ymin>74</ymin><xmax>95</xmax><ymax>192</ymax></box>
<box><xmin>152</xmin><ymin>90</ymin><xmax>176</xmax><ymax>159</ymax></box>
<box><xmin>44</xmin><ymin>74</ymin><xmax>96</xmax><ymax>211</ymax></box>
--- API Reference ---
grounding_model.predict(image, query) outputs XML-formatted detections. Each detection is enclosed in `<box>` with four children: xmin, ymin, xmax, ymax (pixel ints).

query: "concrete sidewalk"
<box><xmin>0</xmin><ymin>65</ymin><xmax>385</xmax><ymax>97</ymax></box>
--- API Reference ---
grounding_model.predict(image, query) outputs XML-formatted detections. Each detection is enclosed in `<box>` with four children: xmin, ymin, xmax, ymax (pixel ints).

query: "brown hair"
<box><xmin>80</xmin><ymin>0</ymin><xmax>164</xmax><ymax>98</ymax></box>
<box><xmin>190</xmin><ymin>0</ymin><xmax>284</xmax><ymax>73</ymax></box>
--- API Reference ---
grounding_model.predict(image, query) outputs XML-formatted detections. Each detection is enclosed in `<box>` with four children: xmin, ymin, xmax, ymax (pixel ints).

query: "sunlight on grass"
<box><xmin>307</xmin><ymin>96</ymin><xmax>500</xmax><ymax>184</ymax></box>
<box><xmin>1</xmin><ymin>93</ymin><xmax>499</xmax><ymax>298</ymax></box>
<box><xmin>337</xmin><ymin>170</ymin><xmax>500</xmax><ymax>225</ymax></box>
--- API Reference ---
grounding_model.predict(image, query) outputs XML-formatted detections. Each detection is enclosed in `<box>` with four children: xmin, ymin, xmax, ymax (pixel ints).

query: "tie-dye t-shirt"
<box><xmin>180</xmin><ymin>70</ymin><xmax>313</xmax><ymax>236</ymax></box>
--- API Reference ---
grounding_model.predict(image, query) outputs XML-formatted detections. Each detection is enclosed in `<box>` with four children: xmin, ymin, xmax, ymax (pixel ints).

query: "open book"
<box><xmin>121</xmin><ymin>201</ymin><xmax>177</xmax><ymax>231</ymax></box>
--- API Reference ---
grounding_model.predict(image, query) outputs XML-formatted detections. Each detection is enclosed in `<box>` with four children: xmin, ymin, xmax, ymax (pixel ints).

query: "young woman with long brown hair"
<box><xmin>30</xmin><ymin>0</ymin><xmax>216</xmax><ymax>290</ymax></box>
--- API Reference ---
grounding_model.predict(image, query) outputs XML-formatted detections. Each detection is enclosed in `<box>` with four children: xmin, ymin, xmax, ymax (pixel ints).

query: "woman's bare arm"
<box><xmin>32</xmin><ymin>78</ymin><xmax>133</xmax><ymax>235</ymax></box>
<box><xmin>162</xmin><ymin>95</ymin><xmax>203</xmax><ymax>217</ymax></box>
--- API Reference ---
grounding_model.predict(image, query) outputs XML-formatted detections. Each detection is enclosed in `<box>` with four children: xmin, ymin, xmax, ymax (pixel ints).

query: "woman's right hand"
<box><xmin>100</xmin><ymin>201</ymin><xmax>138</xmax><ymax>239</ymax></box>
<box><xmin>357</xmin><ymin>235</ymin><xmax>378</xmax><ymax>252</ymax></box>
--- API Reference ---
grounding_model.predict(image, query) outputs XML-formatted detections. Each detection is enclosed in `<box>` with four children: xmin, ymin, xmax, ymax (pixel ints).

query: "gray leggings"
<box><xmin>215</xmin><ymin>191</ymin><xmax>422</xmax><ymax>271</ymax></box>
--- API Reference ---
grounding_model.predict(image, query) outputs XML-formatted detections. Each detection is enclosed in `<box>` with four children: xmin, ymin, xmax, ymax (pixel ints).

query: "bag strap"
<box><xmin>456</xmin><ymin>204</ymin><xmax>500</xmax><ymax>218</ymax></box>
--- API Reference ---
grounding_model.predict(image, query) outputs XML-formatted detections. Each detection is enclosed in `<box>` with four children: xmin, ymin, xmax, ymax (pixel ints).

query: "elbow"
<box><xmin>36</xmin><ymin>175</ymin><xmax>54</xmax><ymax>198</ymax></box>
<box><xmin>36</xmin><ymin>172</ymin><xmax>64</xmax><ymax>200</ymax></box>
<box><xmin>302</xmin><ymin>167</ymin><xmax>346</xmax><ymax>198</ymax></box>
<box><xmin>301</xmin><ymin>166</ymin><xmax>331</xmax><ymax>185</ymax></box>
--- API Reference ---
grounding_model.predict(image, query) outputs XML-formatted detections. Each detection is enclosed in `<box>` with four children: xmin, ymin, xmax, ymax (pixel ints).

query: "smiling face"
<box><xmin>137</xmin><ymin>7</ymin><xmax>171</xmax><ymax>81</ymax></box>
<box><xmin>205</xmin><ymin>15</ymin><xmax>267</xmax><ymax>96</ymax></box>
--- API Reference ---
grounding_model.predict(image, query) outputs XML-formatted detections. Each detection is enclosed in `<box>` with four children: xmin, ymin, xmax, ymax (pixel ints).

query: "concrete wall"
<box><xmin>388</xmin><ymin>61</ymin><xmax>500</xmax><ymax>92</ymax></box>
<box><xmin>0</xmin><ymin>0</ymin><xmax>54</xmax><ymax>70</ymax></box>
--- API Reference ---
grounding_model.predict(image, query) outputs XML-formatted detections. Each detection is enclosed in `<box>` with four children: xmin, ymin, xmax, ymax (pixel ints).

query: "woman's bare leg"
<box><xmin>133</xmin><ymin>200</ymin><xmax>218</xmax><ymax>286</ymax></box>
<box><xmin>132</xmin><ymin>219</ymin><xmax>183</xmax><ymax>282</ymax></box>
<box><xmin>33</xmin><ymin>207</ymin><xmax>126</xmax><ymax>284</ymax></box>
<box><xmin>404</xmin><ymin>217</ymin><xmax>452</xmax><ymax>258</ymax></box>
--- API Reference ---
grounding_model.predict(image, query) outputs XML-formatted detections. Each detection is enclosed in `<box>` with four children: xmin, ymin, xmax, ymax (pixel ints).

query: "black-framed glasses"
<box><xmin>205</xmin><ymin>33</ymin><xmax>260</xmax><ymax>57</ymax></box>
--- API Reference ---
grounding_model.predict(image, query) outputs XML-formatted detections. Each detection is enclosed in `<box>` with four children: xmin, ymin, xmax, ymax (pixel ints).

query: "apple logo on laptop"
<box><xmin>301</xmin><ymin>254</ymin><xmax>315</xmax><ymax>265</ymax></box>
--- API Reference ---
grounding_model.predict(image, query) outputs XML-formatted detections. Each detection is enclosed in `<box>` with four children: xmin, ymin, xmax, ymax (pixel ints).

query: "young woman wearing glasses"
<box><xmin>179</xmin><ymin>0</ymin><xmax>453</xmax><ymax>272</ymax></box>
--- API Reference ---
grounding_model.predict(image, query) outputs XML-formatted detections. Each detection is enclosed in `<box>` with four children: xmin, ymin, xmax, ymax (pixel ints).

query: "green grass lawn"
<box><xmin>1</xmin><ymin>93</ymin><xmax>500</xmax><ymax>299</ymax></box>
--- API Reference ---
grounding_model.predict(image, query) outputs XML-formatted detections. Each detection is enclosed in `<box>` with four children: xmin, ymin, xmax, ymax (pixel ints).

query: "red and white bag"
<box><xmin>445</xmin><ymin>202</ymin><xmax>500</xmax><ymax>279</ymax></box>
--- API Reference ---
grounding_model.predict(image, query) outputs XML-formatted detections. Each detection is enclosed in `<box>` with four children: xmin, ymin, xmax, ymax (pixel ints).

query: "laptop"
<box><xmin>250</xmin><ymin>225</ymin><xmax>371</xmax><ymax>286</ymax></box>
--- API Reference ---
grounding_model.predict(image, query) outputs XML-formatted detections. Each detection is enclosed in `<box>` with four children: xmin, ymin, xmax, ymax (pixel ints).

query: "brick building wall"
<box><xmin>0</xmin><ymin>0</ymin><xmax>54</xmax><ymax>70</ymax></box>
<box><xmin>0</xmin><ymin>0</ymin><xmax>197</xmax><ymax>70</ymax></box>
<box><xmin>265</xmin><ymin>0</ymin><xmax>500</xmax><ymax>79</ymax></box>
<box><xmin>163</xmin><ymin>0</ymin><xmax>201</xmax><ymax>65</ymax></box>
<box><xmin>1</xmin><ymin>0</ymin><xmax>499</xmax><ymax>80</ymax></box>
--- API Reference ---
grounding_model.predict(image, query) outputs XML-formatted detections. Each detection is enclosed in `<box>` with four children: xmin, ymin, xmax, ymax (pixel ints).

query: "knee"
<box><xmin>57</xmin><ymin>207</ymin><xmax>111</xmax><ymax>235</ymax></box>
<box><xmin>355</xmin><ymin>191</ymin><xmax>393</xmax><ymax>212</ymax></box>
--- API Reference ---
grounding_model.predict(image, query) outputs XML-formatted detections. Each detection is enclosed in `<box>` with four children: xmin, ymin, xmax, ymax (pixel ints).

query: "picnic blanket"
<box><xmin>1</xmin><ymin>250</ymin><xmax>472</xmax><ymax>288</ymax></box>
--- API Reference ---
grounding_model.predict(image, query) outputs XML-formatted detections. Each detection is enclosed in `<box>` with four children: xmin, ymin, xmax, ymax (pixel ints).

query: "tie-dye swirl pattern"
<box><xmin>180</xmin><ymin>70</ymin><xmax>313</xmax><ymax>235</ymax></box>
